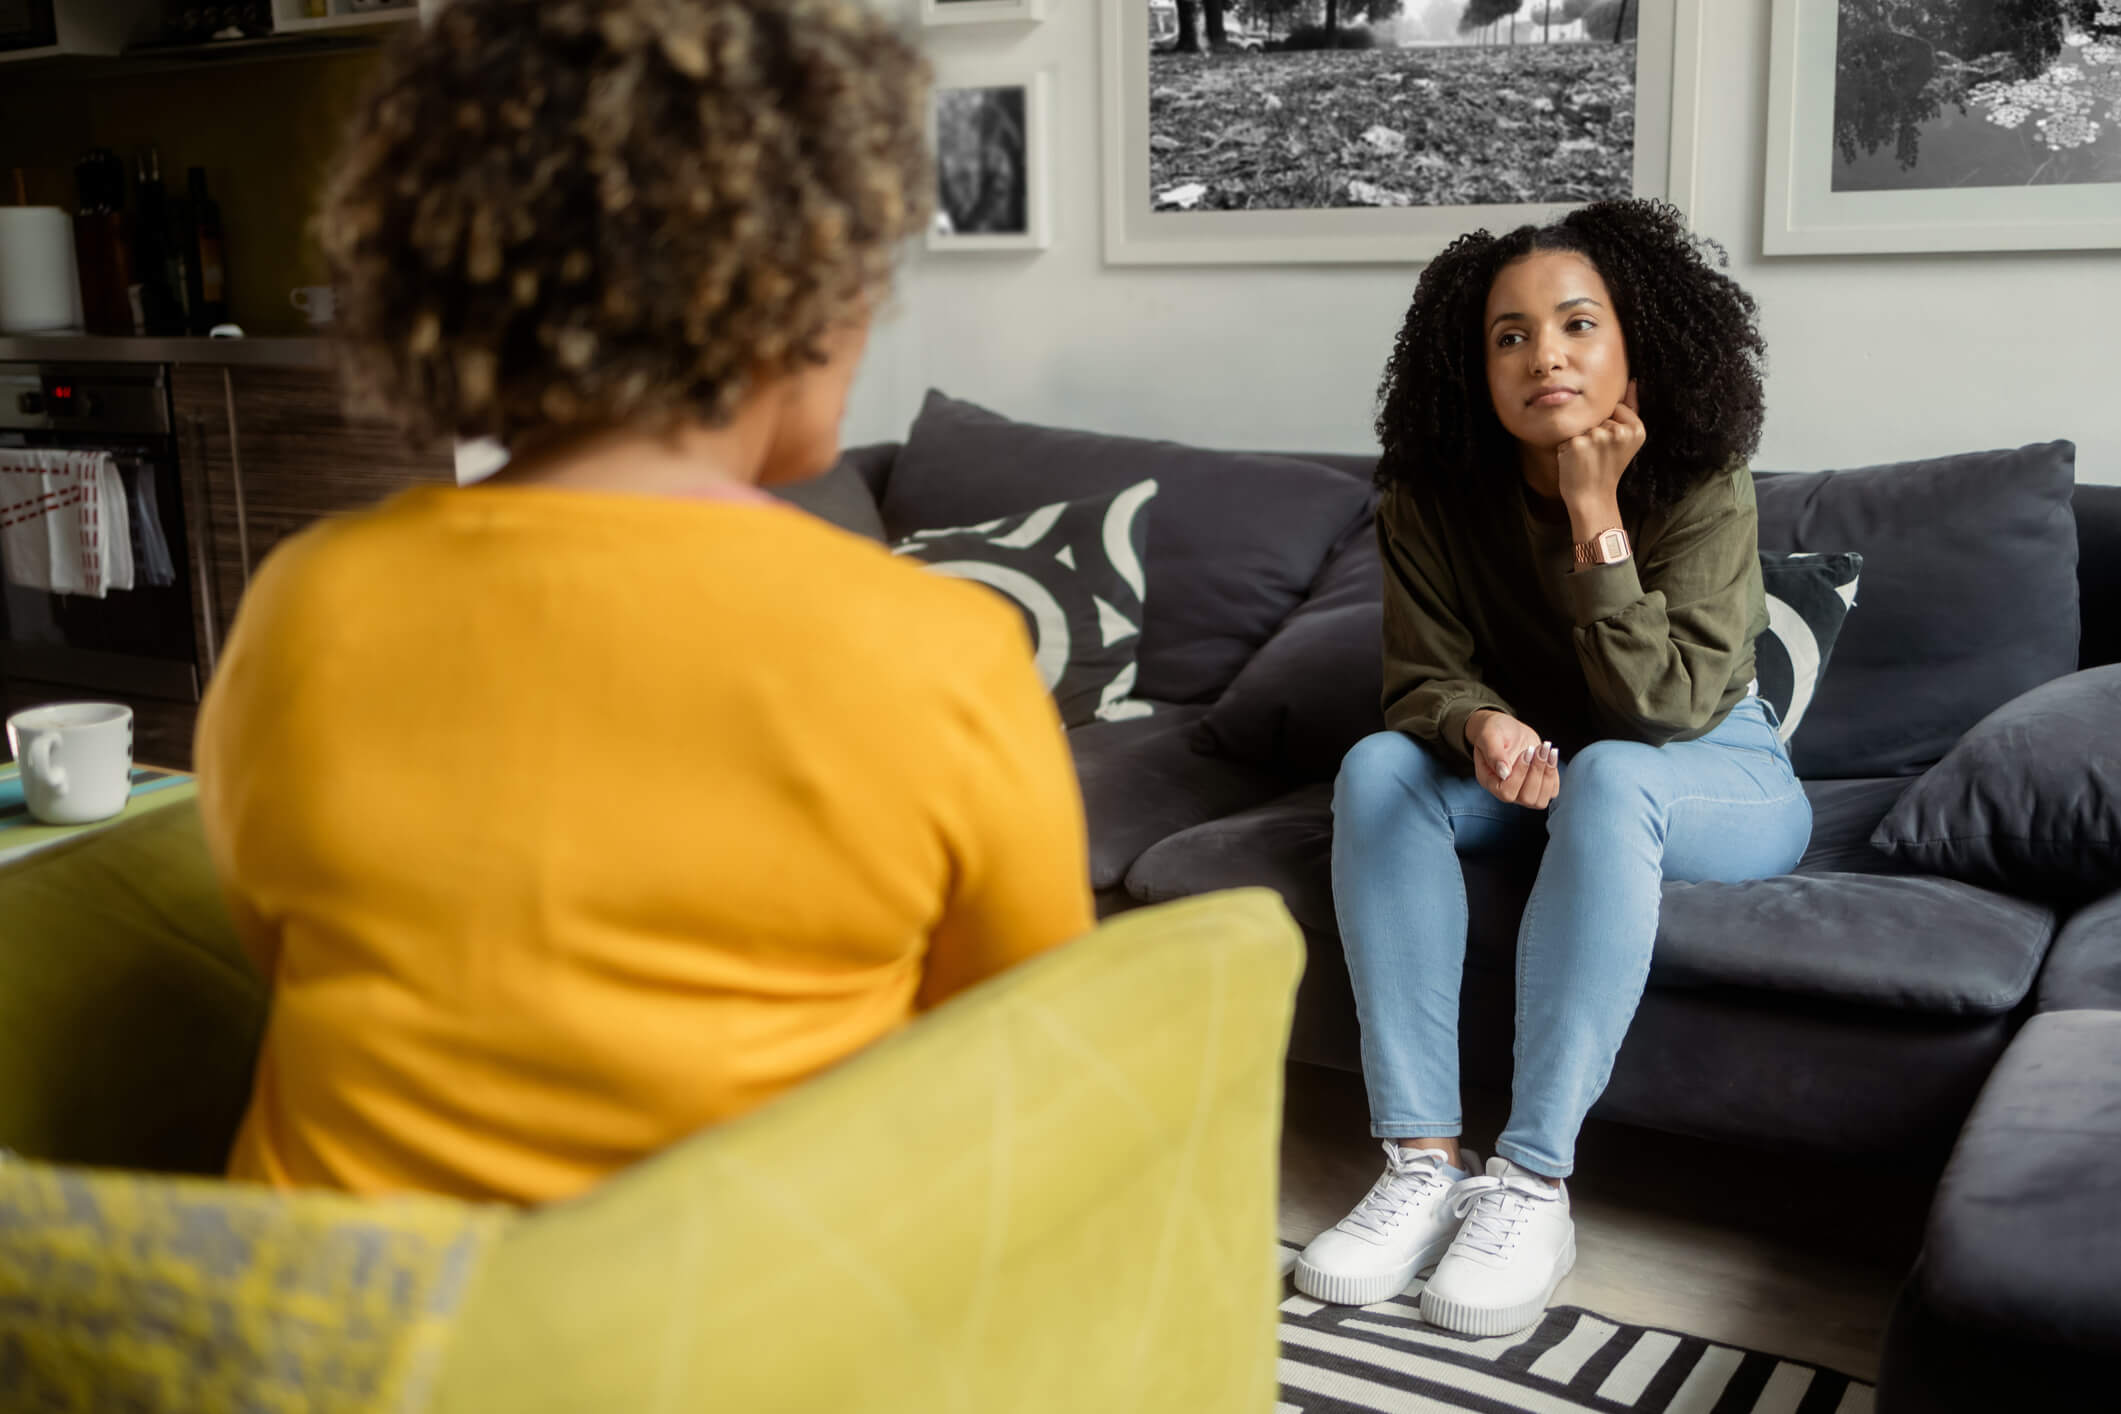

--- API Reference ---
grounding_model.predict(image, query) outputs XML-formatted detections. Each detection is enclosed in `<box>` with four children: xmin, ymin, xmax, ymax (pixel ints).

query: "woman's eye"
<box><xmin>1567</xmin><ymin>318</ymin><xmax>1596</xmax><ymax>333</ymax></box>
<box><xmin>1497</xmin><ymin>332</ymin><xmax>1523</xmax><ymax>348</ymax></box>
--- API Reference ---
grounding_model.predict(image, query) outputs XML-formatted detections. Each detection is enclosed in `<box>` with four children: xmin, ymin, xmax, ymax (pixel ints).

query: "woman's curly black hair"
<box><xmin>1374</xmin><ymin>199</ymin><xmax>1766</xmax><ymax>520</ymax></box>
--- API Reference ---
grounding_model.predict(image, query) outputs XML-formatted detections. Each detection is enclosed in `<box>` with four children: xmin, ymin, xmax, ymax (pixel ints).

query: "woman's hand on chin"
<box><xmin>1556</xmin><ymin>378</ymin><xmax>1644</xmax><ymax>516</ymax></box>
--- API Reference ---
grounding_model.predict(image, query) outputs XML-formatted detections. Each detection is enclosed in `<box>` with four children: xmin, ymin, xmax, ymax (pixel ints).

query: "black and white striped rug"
<box><xmin>1275</xmin><ymin>1246</ymin><xmax>1873</xmax><ymax>1414</ymax></box>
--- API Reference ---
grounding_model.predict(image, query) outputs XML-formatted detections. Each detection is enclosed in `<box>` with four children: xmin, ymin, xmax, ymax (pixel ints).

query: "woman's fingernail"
<box><xmin>1498</xmin><ymin>762</ymin><xmax>1511</xmax><ymax>781</ymax></box>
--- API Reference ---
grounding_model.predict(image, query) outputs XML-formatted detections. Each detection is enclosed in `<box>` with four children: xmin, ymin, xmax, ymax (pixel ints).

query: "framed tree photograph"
<box><xmin>923</xmin><ymin>0</ymin><xmax>1048</xmax><ymax>26</ymax></box>
<box><xmin>1101</xmin><ymin>0</ymin><xmax>1708</xmax><ymax>265</ymax></box>
<box><xmin>1766</xmin><ymin>0</ymin><xmax>2121</xmax><ymax>253</ymax></box>
<box><xmin>930</xmin><ymin>70</ymin><xmax>1054</xmax><ymax>253</ymax></box>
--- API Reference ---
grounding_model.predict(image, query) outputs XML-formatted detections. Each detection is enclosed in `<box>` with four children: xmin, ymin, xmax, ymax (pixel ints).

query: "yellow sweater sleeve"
<box><xmin>918</xmin><ymin>622</ymin><xmax>1095</xmax><ymax>1010</ymax></box>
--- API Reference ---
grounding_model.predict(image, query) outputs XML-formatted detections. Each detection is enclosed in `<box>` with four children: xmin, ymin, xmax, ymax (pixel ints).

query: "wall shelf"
<box><xmin>1</xmin><ymin>2</ymin><xmax>412</xmax><ymax>74</ymax></box>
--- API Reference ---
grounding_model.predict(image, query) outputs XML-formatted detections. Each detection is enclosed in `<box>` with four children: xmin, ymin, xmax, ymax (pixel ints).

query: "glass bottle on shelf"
<box><xmin>71</xmin><ymin>151</ymin><xmax>135</xmax><ymax>337</ymax></box>
<box><xmin>131</xmin><ymin>148</ymin><xmax>187</xmax><ymax>337</ymax></box>
<box><xmin>184</xmin><ymin>167</ymin><xmax>228</xmax><ymax>334</ymax></box>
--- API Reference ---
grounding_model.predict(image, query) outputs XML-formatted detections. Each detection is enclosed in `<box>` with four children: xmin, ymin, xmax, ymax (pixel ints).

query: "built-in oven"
<box><xmin>0</xmin><ymin>363</ymin><xmax>200</xmax><ymax>707</ymax></box>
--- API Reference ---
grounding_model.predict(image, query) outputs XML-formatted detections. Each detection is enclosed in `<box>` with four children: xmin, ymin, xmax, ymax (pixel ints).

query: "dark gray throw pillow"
<box><xmin>1753</xmin><ymin>442</ymin><xmax>2079</xmax><ymax>779</ymax></box>
<box><xmin>1871</xmin><ymin>666</ymin><xmax>2121</xmax><ymax>901</ymax></box>
<box><xmin>893</xmin><ymin>481</ymin><xmax>1158</xmax><ymax>729</ymax></box>
<box><xmin>1756</xmin><ymin>551</ymin><xmax>1863</xmax><ymax>745</ymax></box>
<box><xmin>883</xmin><ymin>392</ymin><xmax>1373</xmax><ymax>705</ymax></box>
<box><xmin>1195</xmin><ymin>528</ymin><xmax>1384</xmax><ymax>781</ymax></box>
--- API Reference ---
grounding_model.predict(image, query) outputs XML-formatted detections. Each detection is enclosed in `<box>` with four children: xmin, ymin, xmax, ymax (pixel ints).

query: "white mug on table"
<box><xmin>290</xmin><ymin>285</ymin><xmax>336</xmax><ymax>326</ymax></box>
<box><xmin>6</xmin><ymin>702</ymin><xmax>134</xmax><ymax>826</ymax></box>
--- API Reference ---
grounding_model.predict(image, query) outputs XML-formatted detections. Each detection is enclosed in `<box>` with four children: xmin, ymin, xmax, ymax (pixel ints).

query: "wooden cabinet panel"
<box><xmin>173</xmin><ymin>366</ymin><xmax>239</xmax><ymax>671</ymax></box>
<box><xmin>176</xmin><ymin>362</ymin><xmax>453</xmax><ymax>658</ymax></box>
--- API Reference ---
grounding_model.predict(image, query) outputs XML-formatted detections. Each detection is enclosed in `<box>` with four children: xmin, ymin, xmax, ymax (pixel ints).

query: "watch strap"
<box><xmin>1574</xmin><ymin>527</ymin><xmax>1631</xmax><ymax>567</ymax></box>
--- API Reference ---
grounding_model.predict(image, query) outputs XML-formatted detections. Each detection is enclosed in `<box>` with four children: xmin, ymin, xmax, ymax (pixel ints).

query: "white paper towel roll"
<box><xmin>0</xmin><ymin>208</ymin><xmax>85</xmax><ymax>334</ymax></box>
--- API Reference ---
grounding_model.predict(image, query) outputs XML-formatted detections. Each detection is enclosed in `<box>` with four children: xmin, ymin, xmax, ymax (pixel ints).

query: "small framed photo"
<box><xmin>922</xmin><ymin>0</ymin><xmax>1047</xmax><ymax>27</ymax></box>
<box><xmin>929</xmin><ymin>70</ymin><xmax>1052</xmax><ymax>254</ymax></box>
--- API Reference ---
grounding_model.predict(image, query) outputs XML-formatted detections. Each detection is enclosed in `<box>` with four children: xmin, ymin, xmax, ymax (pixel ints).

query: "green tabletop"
<box><xmin>0</xmin><ymin>762</ymin><xmax>197</xmax><ymax>870</ymax></box>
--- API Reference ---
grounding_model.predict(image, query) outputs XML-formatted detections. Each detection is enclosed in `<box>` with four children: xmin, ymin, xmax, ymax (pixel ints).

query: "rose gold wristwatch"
<box><xmin>1573</xmin><ymin>527</ymin><xmax>1632</xmax><ymax>568</ymax></box>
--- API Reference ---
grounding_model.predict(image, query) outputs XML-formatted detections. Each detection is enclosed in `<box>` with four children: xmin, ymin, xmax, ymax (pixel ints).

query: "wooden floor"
<box><xmin>1277</xmin><ymin>1062</ymin><xmax>1935</xmax><ymax>1384</ymax></box>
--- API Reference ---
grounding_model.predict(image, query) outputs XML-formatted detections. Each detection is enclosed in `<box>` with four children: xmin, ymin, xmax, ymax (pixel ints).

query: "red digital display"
<box><xmin>49</xmin><ymin>384</ymin><xmax>74</xmax><ymax>402</ymax></box>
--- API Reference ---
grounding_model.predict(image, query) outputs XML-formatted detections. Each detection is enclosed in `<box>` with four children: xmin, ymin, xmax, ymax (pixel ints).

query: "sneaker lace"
<box><xmin>1340</xmin><ymin>1145</ymin><xmax>1453</xmax><ymax>1241</ymax></box>
<box><xmin>1448</xmin><ymin>1176</ymin><xmax>1554</xmax><ymax>1258</ymax></box>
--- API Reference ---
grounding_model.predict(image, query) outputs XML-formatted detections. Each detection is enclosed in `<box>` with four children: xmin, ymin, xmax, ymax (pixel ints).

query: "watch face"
<box><xmin>1599</xmin><ymin>529</ymin><xmax>1628</xmax><ymax>560</ymax></box>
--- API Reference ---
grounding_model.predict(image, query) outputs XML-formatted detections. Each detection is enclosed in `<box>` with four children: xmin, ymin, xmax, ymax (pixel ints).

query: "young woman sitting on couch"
<box><xmin>195</xmin><ymin>0</ymin><xmax>1093</xmax><ymax>1205</ymax></box>
<box><xmin>1296</xmin><ymin>198</ymin><xmax>1812</xmax><ymax>1335</ymax></box>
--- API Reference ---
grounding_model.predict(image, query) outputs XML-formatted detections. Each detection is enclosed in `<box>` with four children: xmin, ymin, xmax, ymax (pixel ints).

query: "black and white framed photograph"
<box><xmin>1766</xmin><ymin>0</ymin><xmax>2121</xmax><ymax>253</ymax></box>
<box><xmin>1102</xmin><ymin>0</ymin><xmax>1706</xmax><ymax>265</ymax></box>
<box><xmin>930</xmin><ymin>70</ymin><xmax>1053</xmax><ymax>253</ymax></box>
<box><xmin>922</xmin><ymin>0</ymin><xmax>1048</xmax><ymax>27</ymax></box>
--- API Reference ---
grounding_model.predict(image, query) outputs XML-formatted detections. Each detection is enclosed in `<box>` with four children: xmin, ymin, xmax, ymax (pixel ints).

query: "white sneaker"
<box><xmin>1419</xmin><ymin>1156</ymin><xmax>1576</xmax><ymax>1336</ymax></box>
<box><xmin>1294</xmin><ymin>1142</ymin><xmax>1479</xmax><ymax>1306</ymax></box>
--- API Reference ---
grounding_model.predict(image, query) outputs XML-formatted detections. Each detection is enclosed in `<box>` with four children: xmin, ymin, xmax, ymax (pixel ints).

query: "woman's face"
<box><xmin>758</xmin><ymin>319</ymin><xmax>873</xmax><ymax>486</ymax></box>
<box><xmin>1483</xmin><ymin>250</ymin><xmax>1630</xmax><ymax>451</ymax></box>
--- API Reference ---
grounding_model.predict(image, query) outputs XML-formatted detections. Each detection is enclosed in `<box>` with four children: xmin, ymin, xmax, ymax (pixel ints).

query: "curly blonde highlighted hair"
<box><xmin>319</xmin><ymin>0</ymin><xmax>932</xmax><ymax>446</ymax></box>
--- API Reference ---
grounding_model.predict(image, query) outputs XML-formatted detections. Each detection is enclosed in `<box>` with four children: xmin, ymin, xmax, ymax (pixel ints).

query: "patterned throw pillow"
<box><xmin>1756</xmin><ymin>550</ymin><xmax>1864</xmax><ymax>744</ymax></box>
<box><xmin>893</xmin><ymin>481</ymin><xmax>1158</xmax><ymax>728</ymax></box>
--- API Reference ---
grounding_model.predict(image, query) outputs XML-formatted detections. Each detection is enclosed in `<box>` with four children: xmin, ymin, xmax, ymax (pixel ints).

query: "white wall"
<box><xmin>850</xmin><ymin>0</ymin><xmax>2121</xmax><ymax>484</ymax></box>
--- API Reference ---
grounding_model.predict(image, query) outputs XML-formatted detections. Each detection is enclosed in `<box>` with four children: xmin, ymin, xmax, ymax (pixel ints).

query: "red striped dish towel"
<box><xmin>0</xmin><ymin>449</ymin><xmax>134</xmax><ymax>597</ymax></box>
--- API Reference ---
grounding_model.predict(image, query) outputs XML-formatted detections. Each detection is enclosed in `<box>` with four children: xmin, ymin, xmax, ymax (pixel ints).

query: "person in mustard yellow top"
<box><xmin>195</xmin><ymin>0</ymin><xmax>1093</xmax><ymax>1205</ymax></box>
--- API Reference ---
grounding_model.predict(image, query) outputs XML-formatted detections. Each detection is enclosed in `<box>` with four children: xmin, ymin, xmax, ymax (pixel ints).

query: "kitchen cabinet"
<box><xmin>174</xmin><ymin>363</ymin><xmax>452</xmax><ymax>666</ymax></box>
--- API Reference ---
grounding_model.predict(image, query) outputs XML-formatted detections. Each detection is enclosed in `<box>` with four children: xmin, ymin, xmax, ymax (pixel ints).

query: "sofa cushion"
<box><xmin>1126</xmin><ymin>774</ymin><xmax>1907</xmax><ymax>919</ymax></box>
<box><xmin>883</xmin><ymin>393</ymin><xmax>1373</xmax><ymax>705</ymax></box>
<box><xmin>1649</xmin><ymin>874</ymin><xmax>2054</xmax><ymax>1017</ymax></box>
<box><xmin>1871</xmin><ymin>666</ymin><xmax>2121</xmax><ymax>903</ymax></box>
<box><xmin>895</xmin><ymin>481</ymin><xmax>1158</xmax><ymax>728</ymax></box>
<box><xmin>1070</xmin><ymin>706</ymin><xmax>1286</xmax><ymax>891</ymax></box>
<box><xmin>1756</xmin><ymin>550</ymin><xmax>1863</xmax><ymax>745</ymax></box>
<box><xmin>1754</xmin><ymin>443</ymin><xmax>2080</xmax><ymax>779</ymax></box>
<box><xmin>1793</xmin><ymin>777</ymin><xmax>1909</xmax><ymax>876</ymax></box>
<box><xmin>1126</xmin><ymin>779</ymin><xmax>2054</xmax><ymax>1017</ymax></box>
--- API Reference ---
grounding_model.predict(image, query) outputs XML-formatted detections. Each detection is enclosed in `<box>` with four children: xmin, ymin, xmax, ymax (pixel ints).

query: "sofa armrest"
<box><xmin>0</xmin><ymin>801</ymin><xmax>265</xmax><ymax>1175</ymax></box>
<box><xmin>769</xmin><ymin>442</ymin><xmax>900</xmax><ymax>542</ymax></box>
<box><xmin>2035</xmin><ymin>888</ymin><xmax>2121</xmax><ymax>1012</ymax></box>
<box><xmin>432</xmin><ymin>889</ymin><xmax>1303</xmax><ymax>1413</ymax></box>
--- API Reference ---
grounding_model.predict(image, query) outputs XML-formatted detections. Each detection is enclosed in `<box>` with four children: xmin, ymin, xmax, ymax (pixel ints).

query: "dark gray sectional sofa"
<box><xmin>789</xmin><ymin>392</ymin><xmax>2121</xmax><ymax>1407</ymax></box>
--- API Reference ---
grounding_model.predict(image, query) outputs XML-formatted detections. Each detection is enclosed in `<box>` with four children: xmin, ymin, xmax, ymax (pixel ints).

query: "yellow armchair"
<box><xmin>0</xmin><ymin>805</ymin><xmax>1304</xmax><ymax>1412</ymax></box>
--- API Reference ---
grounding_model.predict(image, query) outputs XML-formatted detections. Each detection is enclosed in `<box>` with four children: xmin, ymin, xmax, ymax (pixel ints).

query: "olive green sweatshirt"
<box><xmin>1379</xmin><ymin>466</ymin><xmax>1768</xmax><ymax>770</ymax></box>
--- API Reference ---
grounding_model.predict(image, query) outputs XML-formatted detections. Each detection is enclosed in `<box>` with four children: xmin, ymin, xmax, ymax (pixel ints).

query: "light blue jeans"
<box><xmin>1330</xmin><ymin>696</ymin><xmax>1812</xmax><ymax>1178</ymax></box>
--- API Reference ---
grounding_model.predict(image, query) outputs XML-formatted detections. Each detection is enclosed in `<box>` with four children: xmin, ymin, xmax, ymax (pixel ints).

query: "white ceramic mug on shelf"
<box><xmin>291</xmin><ymin>285</ymin><xmax>337</xmax><ymax>326</ymax></box>
<box><xmin>6</xmin><ymin>702</ymin><xmax>134</xmax><ymax>826</ymax></box>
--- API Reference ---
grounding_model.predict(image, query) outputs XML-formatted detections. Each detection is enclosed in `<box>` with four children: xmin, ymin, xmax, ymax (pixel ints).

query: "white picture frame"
<box><xmin>1100</xmin><ymin>0</ymin><xmax>1708</xmax><ymax>267</ymax></box>
<box><xmin>928</xmin><ymin>68</ymin><xmax>1053</xmax><ymax>254</ymax></box>
<box><xmin>1764</xmin><ymin>0</ymin><xmax>2121</xmax><ymax>256</ymax></box>
<box><xmin>922</xmin><ymin>0</ymin><xmax>1046</xmax><ymax>27</ymax></box>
